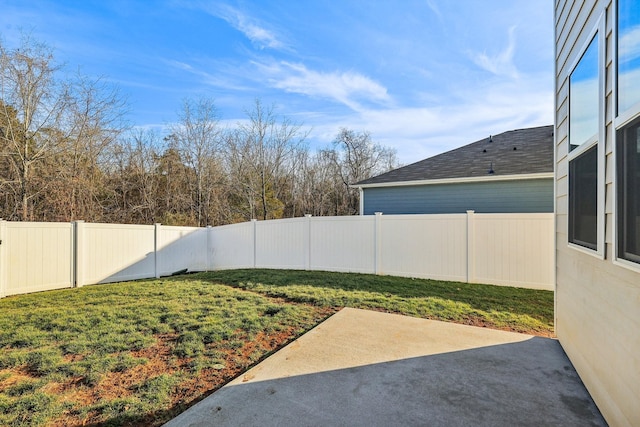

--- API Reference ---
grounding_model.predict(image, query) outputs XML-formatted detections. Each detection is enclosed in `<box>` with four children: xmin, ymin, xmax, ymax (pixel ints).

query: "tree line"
<box><xmin>0</xmin><ymin>35</ymin><xmax>399</xmax><ymax>225</ymax></box>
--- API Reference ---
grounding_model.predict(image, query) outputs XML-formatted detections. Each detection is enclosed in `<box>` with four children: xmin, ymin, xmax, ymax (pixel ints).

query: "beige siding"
<box><xmin>555</xmin><ymin>1</ymin><xmax>640</xmax><ymax>425</ymax></box>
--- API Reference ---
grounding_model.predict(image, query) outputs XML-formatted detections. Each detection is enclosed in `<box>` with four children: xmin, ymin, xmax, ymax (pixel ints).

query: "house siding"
<box><xmin>555</xmin><ymin>1</ymin><xmax>640</xmax><ymax>426</ymax></box>
<box><xmin>362</xmin><ymin>179</ymin><xmax>553</xmax><ymax>215</ymax></box>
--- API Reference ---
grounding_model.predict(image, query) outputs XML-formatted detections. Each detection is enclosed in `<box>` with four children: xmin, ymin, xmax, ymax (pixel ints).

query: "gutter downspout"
<box><xmin>358</xmin><ymin>187</ymin><xmax>364</xmax><ymax>215</ymax></box>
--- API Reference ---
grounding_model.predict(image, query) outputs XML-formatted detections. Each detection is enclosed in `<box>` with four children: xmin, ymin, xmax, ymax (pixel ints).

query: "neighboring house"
<box><xmin>354</xmin><ymin>125</ymin><xmax>554</xmax><ymax>215</ymax></box>
<box><xmin>555</xmin><ymin>1</ymin><xmax>639</xmax><ymax>426</ymax></box>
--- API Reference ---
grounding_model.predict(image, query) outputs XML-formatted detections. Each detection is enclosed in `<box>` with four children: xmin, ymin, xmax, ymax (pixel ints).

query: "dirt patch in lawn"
<box><xmin>43</xmin><ymin>306</ymin><xmax>337</xmax><ymax>427</ymax></box>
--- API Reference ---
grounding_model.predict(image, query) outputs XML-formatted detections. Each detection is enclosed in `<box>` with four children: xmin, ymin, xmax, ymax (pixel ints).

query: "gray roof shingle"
<box><xmin>356</xmin><ymin>125</ymin><xmax>554</xmax><ymax>186</ymax></box>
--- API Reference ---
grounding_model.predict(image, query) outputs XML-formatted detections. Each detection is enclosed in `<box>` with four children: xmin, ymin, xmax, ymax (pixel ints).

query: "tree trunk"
<box><xmin>21</xmin><ymin>162</ymin><xmax>28</xmax><ymax>221</ymax></box>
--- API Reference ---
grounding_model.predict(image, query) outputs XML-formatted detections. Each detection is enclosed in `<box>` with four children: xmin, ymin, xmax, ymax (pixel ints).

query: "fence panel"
<box><xmin>255</xmin><ymin>217</ymin><xmax>306</xmax><ymax>269</ymax></box>
<box><xmin>210</xmin><ymin>221</ymin><xmax>254</xmax><ymax>270</ymax></box>
<box><xmin>1</xmin><ymin>213</ymin><xmax>555</xmax><ymax>298</ymax></box>
<box><xmin>2</xmin><ymin>222</ymin><xmax>73</xmax><ymax>296</ymax></box>
<box><xmin>380</xmin><ymin>214</ymin><xmax>468</xmax><ymax>282</ymax></box>
<box><xmin>310</xmin><ymin>216</ymin><xmax>376</xmax><ymax>273</ymax></box>
<box><xmin>473</xmin><ymin>214</ymin><xmax>554</xmax><ymax>289</ymax></box>
<box><xmin>158</xmin><ymin>226</ymin><xmax>209</xmax><ymax>276</ymax></box>
<box><xmin>81</xmin><ymin>223</ymin><xmax>155</xmax><ymax>285</ymax></box>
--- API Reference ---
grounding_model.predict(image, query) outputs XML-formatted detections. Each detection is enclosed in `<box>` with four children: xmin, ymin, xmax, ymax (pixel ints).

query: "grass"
<box><xmin>0</xmin><ymin>269</ymin><xmax>553</xmax><ymax>426</ymax></box>
<box><xmin>199</xmin><ymin>269</ymin><xmax>554</xmax><ymax>335</ymax></box>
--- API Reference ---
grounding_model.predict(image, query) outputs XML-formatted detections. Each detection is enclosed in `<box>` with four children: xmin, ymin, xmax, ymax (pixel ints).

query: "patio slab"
<box><xmin>164</xmin><ymin>307</ymin><xmax>606</xmax><ymax>427</ymax></box>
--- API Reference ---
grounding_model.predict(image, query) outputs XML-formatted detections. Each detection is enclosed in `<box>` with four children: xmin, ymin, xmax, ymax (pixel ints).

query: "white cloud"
<box><xmin>299</xmin><ymin>76</ymin><xmax>553</xmax><ymax>164</ymax></box>
<box><xmin>569</xmin><ymin>76</ymin><xmax>599</xmax><ymax>144</ymax></box>
<box><xmin>166</xmin><ymin>59</ymin><xmax>193</xmax><ymax>71</ymax></box>
<box><xmin>256</xmin><ymin>61</ymin><xmax>391</xmax><ymax>111</ymax></box>
<box><xmin>618</xmin><ymin>67</ymin><xmax>640</xmax><ymax>112</ymax></box>
<box><xmin>425</xmin><ymin>0</ymin><xmax>443</xmax><ymax>23</ymax></box>
<box><xmin>208</xmin><ymin>4</ymin><xmax>284</xmax><ymax>50</ymax></box>
<box><xmin>163</xmin><ymin>58</ymin><xmax>251</xmax><ymax>91</ymax></box>
<box><xmin>470</xmin><ymin>26</ymin><xmax>519</xmax><ymax>79</ymax></box>
<box><xmin>619</xmin><ymin>25</ymin><xmax>640</xmax><ymax>63</ymax></box>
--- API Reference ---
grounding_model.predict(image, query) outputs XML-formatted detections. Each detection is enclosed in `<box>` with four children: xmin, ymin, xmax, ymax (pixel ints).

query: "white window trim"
<box><xmin>613</xmin><ymin>110</ymin><xmax>640</xmax><ymax>272</ymax></box>
<box><xmin>566</xmin><ymin>13</ymin><xmax>606</xmax><ymax>259</ymax></box>
<box><xmin>613</xmin><ymin>0</ymin><xmax>640</xmax><ymax>272</ymax></box>
<box><xmin>613</xmin><ymin>0</ymin><xmax>640</xmax><ymax>127</ymax></box>
<box><xmin>614</xmin><ymin>100</ymin><xmax>640</xmax><ymax>129</ymax></box>
<box><xmin>614</xmin><ymin>255</ymin><xmax>640</xmax><ymax>273</ymax></box>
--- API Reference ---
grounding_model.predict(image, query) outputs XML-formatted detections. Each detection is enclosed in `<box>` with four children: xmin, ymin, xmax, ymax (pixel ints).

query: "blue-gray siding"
<box><xmin>362</xmin><ymin>178</ymin><xmax>553</xmax><ymax>215</ymax></box>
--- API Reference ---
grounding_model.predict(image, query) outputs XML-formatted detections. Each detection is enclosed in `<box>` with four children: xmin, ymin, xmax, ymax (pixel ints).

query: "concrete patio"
<box><xmin>165</xmin><ymin>308</ymin><xmax>605</xmax><ymax>427</ymax></box>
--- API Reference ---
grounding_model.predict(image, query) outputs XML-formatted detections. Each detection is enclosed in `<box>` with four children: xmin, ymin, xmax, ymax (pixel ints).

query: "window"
<box><xmin>617</xmin><ymin>0</ymin><xmax>640</xmax><ymax>115</ymax></box>
<box><xmin>570</xmin><ymin>35</ymin><xmax>599</xmax><ymax>151</ymax></box>
<box><xmin>617</xmin><ymin>118</ymin><xmax>640</xmax><ymax>263</ymax></box>
<box><xmin>568</xmin><ymin>31</ymin><xmax>601</xmax><ymax>251</ymax></box>
<box><xmin>570</xmin><ymin>146</ymin><xmax>598</xmax><ymax>250</ymax></box>
<box><xmin>616</xmin><ymin>0</ymin><xmax>640</xmax><ymax>265</ymax></box>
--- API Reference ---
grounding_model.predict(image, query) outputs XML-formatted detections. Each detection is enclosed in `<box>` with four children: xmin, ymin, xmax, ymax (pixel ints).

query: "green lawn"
<box><xmin>201</xmin><ymin>270</ymin><xmax>554</xmax><ymax>335</ymax></box>
<box><xmin>0</xmin><ymin>269</ymin><xmax>553</xmax><ymax>426</ymax></box>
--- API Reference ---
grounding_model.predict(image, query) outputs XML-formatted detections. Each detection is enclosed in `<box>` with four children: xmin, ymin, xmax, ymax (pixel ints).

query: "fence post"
<box><xmin>74</xmin><ymin>220</ymin><xmax>85</xmax><ymax>288</ymax></box>
<box><xmin>374</xmin><ymin>212</ymin><xmax>383</xmax><ymax>275</ymax></box>
<box><xmin>304</xmin><ymin>214</ymin><xmax>312</xmax><ymax>270</ymax></box>
<box><xmin>0</xmin><ymin>219</ymin><xmax>6</xmax><ymax>298</ymax></box>
<box><xmin>251</xmin><ymin>219</ymin><xmax>257</xmax><ymax>269</ymax></box>
<box><xmin>466</xmin><ymin>210</ymin><xmax>475</xmax><ymax>283</ymax></box>
<box><xmin>206</xmin><ymin>226</ymin><xmax>213</xmax><ymax>271</ymax></box>
<box><xmin>154</xmin><ymin>223</ymin><xmax>161</xmax><ymax>278</ymax></box>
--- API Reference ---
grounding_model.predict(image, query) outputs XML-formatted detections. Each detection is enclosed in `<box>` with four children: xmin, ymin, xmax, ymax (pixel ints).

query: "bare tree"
<box><xmin>108</xmin><ymin>129</ymin><xmax>162</xmax><ymax>224</ymax></box>
<box><xmin>225</xmin><ymin>99</ymin><xmax>307</xmax><ymax>221</ymax></box>
<box><xmin>155</xmin><ymin>141</ymin><xmax>196</xmax><ymax>225</ymax></box>
<box><xmin>0</xmin><ymin>101</ymin><xmax>23</xmax><ymax>219</ymax></box>
<box><xmin>0</xmin><ymin>34</ymin><xmax>68</xmax><ymax>220</ymax></box>
<box><xmin>54</xmin><ymin>74</ymin><xmax>127</xmax><ymax>221</ymax></box>
<box><xmin>0</xmin><ymin>34</ymin><xmax>128</xmax><ymax>221</ymax></box>
<box><xmin>1</xmin><ymin>36</ymin><xmax>400</xmax><ymax>225</ymax></box>
<box><xmin>327</xmin><ymin>128</ymin><xmax>399</xmax><ymax>215</ymax></box>
<box><xmin>287</xmin><ymin>148</ymin><xmax>337</xmax><ymax>217</ymax></box>
<box><xmin>168</xmin><ymin>97</ymin><xmax>223</xmax><ymax>226</ymax></box>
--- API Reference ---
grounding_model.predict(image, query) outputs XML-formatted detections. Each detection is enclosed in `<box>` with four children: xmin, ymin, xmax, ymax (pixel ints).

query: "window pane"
<box><xmin>618</xmin><ymin>118</ymin><xmax>640</xmax><ymax>263</ymax></box>
<box><xmin>618</xmin><ymin>0</ymin><xmax>640</xmax><ymax>114</ymax></box>
<box><xmin>570</xmin><ymin>35</ymin><xmax>599</xmax><ymax>151</ymax></box>
<box><xmin>569</xmin><ymin>146</ymin><xmax>598</xmax><ymax>249</ymax></box>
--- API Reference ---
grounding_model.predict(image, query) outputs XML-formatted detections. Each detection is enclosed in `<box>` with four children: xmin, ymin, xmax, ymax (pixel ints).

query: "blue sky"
<box><xmin>1</xmin><ymin>0</ymin><xmax>554</xmax><ymax>163</ymax></box>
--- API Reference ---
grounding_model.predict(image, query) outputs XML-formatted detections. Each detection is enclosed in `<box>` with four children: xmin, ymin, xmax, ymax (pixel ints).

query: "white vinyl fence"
<box><xmin>0</xmin><ymin>221</ymin><xmax>212</xmax><ymax>297</ymax></box>
<box><xmin>0</xmin><ymin>211</ymin><xmax>554</xmax><ymax>298</ymax></box>
<box><xmin>0</xmin><ymin>221</ymin><xmax>74</xmax><ymax>296</ymax></box>
<box><xmin>211</xmin><ymin>212</ymin><xmax>554</xmax><ymax>290</ymax></box>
